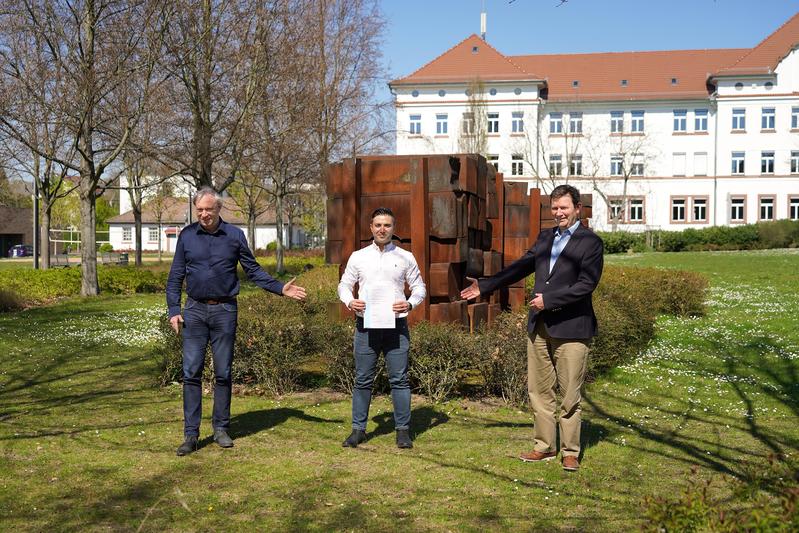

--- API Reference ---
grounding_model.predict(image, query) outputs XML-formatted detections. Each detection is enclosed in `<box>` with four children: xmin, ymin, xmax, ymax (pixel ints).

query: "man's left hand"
<box><xmin>392</xmin><ymin>300</ymin><xmax>411</xmax><ymax>313</ymax></box>
<box><xmin>529</xmin><ymin>292</ymin><xmax>545</xmax><ymax>311</ymax></box>
<box><xmin>282</xmin><ymin>277</ymin><xmax>307</xmax><ymax>300</ymax></box>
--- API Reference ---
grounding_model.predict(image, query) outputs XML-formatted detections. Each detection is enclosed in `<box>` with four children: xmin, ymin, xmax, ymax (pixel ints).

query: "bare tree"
<box><xmin>457</xmin><ymin>78</ymin><xmax>489</xmax><ymax>157</ymax></box>
<box><xmin>226</xmin><ymin>169</ymin><xmax>272</xmax><ymax>250</ymax></box>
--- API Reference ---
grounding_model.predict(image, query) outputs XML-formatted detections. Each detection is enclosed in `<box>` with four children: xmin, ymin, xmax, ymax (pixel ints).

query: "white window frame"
<box><xmin>732</xmin><ymin>108</ymin><xmax>746</xmax><ymax>131</ymax></box>
<box><xmin>761</xmin><ymin>107</ymin><xmax>775</xmax><ymax>130</ymax></box>
<box><xmin>730</xmin><ymin>197</ymin><xmax>746</xmax><ymax>223</ymax></box>
<box><xmin>671</xmin><ymin>197</ymin><xmax>687</xmax><ymax>222</ymax></box>
<box><xmin>409</xmin><ymin>114</ymin><xmax>421</xmax><ymax>135</ymax></box>
<box><xmin>789</xmin><ymin>196</ymin><xmax>799</xmax><ymax>220</ymax></box>
<box><xmin>629</xmin><ymin>198</ymin><xmax>644</xmax><ymax>223</ymax></box>
<box><xmin>511</xmin><ymin>154</ymin><xmax>524</xmax><ymax>176</ymax></box>
<box><xmin>673</xmin><ymin>110</ymin><xmax>687</xmax><ymax>132</ymax></box>
<box><xmin>122</xmin><ymin>227</ymin><xmax>132</xmax><ymax>242</ymax></box>
<box><xmin>792</xmin><ymin>107</ymin><xmax>799</xmax><ymax>129</ymax></box>
<box><xmin>487</xmin><ymin>112</ymin><xmax>499</xmax><ymax>134</ymax></box>
<box><xmin>610</xmin><ymin>111</ymin><xmax>623</xmax><ymax>133</ymax></box>
<box><xmin>791</xmin><ymin>151</ymin><xmax>799</xmax><ymax>174</ymax></box>
<box><xmin>761</xmin><ymin>151</ymin><xmax>775</xmax><ymax>174</ymax></box>
<box><xmin>759</xmin><ymin>196</ymin><xmax>775</xmax><ymax>221</ymax></box>
<box><xmin>569</xmin><ymin>154</ymin><xmax>582</xmax><ymax>176</ymax></box>
<box><xmin>511</xmin><ymin>112</ymin><xmax>524</xmax><ymax>133</ymax></box>
<box><xmin>631</xmin><ymin>110</ymin><xmax>645</xmax><ymax>133</ymax></box>
<box><xmin>731</xmin><ymin>151</ymin><xmax>745</xmax><ymax>175</ymax></box>
<box><xmin>549</xmin><ymin>112</ymin><xmax>563</xmax><ymax>134</ymax></box>
<box><xmin>148</xmin><ymin>227</ymin><xmax>159</xmax><ymax>242</ymax></box>
<box><xmin>610</xmin><ymin>155</ymin><xmax>623</xmax><ymax>176</ymax></box>
<box><xmin>436</xmin><ymin>113</ymin><xmax>448</xmax><ymax>135</ymax></box>
<box><xmin>461</xmin><ymin>112</ymin><xmax>475</xmax><ymax>135</ymax></box>
<box><xmin>487</xmin><ymin>154</ymin><xmax>499</xmax><ymax>171</ymax></box>
<box><xmin>549</xmin><ymin>154</ymin><xmax>563</xmax><ymax>176</ymax></box>
<box><xmin>569</xmin><ymin>112</ymin><xmax>583</xmax><ymax>134</ymax></box>
<box><xmin>692</xmin><ymin>197</ymin><xmax>708</xmax><ymax>222</ymax></box>
<box><xmin>694</xmin><ymin>109</ymin><xmax>708</xmax><ymax>132</ymax></box>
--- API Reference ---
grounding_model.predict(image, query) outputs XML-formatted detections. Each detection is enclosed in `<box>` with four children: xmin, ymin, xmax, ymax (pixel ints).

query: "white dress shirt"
<box><xmin>337</xmin><ymin>241</ymin><xmax>427</xmax><ymax>319</ymax></box>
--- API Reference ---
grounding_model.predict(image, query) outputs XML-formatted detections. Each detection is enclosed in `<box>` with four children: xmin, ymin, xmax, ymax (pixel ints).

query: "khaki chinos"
<box><xmin>527</xmin><ymin>319</ymin><xmax>590</xmax><ymax>458</ymax></box>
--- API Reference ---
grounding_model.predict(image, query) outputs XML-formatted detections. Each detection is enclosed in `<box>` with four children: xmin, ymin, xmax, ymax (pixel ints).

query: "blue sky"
<box><xmin>379</xmin><ymin>0</ymin><xmax>799</xmax><ymax>88</ymax></box>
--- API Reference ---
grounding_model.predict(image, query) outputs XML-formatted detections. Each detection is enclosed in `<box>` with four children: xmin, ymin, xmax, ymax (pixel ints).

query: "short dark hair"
<box><xmin>550</xmin><ymin>184</ymin><xmax>580</xmax><ymax>207</ymax></box>
<box><xmin>370</xmin><ymin>207</ymin><xmax>395</xmax><ymax>221</ymax></box>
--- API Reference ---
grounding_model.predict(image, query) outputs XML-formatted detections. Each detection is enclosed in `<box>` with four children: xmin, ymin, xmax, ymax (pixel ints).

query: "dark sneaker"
<box><xmin>396</xmin><ymin>429</ymin><xmax>413</xmax><ymax>449</ymax></box>
<box><xmin>176</xmin><ymin>436</ymin><xmax>198</xmax><ymax>456</ymax></box>
<box><xmin>342</xmin><ymin>429</ymin><xmax>367</xmax><ymax>448</ymax></box>
<box><xmin>213</xmin><ymin>429</ymin><xmax>234</xmax><ymax>448</ymax></box>
<box><xmin>519</xmin><ymin>450</ymin><xmax>557</xmax><ymax>462</ymax></box>
<box><xmin>562</xmin><ymin>455</ymin><xmax>580</xmax><ymax>471</ymax></box>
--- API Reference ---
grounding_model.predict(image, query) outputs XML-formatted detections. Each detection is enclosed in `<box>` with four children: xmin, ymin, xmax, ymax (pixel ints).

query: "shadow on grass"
<box><xmin>369</xmin><ymin>405</ymin><xmax>450</xmax><ymax>439</ymax></box>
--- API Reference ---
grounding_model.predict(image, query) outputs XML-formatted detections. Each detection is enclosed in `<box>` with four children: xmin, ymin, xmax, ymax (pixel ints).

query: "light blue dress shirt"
<box><xmin>549</xmin><ymin>220</ymin><xmax>582</xmax><ymax>274</ymax></box>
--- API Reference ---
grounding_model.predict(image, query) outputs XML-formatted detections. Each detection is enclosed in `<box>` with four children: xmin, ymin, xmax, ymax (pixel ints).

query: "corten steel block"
<box><xmin>429</xmin><ymin>238</ymin><xmax>467</xmax><ymax>263</ymax></box>
<box><xmin>478</xmin><ymin>197</ymin><xmax>487</xmax><ymax>228</ymax></box>
<box><xmin>450</xmin><ymin>300</ymin><xmax>469</xmax><ymax>328</ymax></box>
<box><xmin>326</xmin><ymin>240</ymin><xmax>343</xmax><ymax>265</ymax></box>
<box><xmin>508</xmin><ymin>287</ymin><xmax>528</xmax><ymax>311</ymax></box>
<box><xmin>467</xmin><ymin>194</ymin><xmax>479</xmax><ymax>229</ymax></box>
<box><xmin>429</xmin><ymin>191</ymin><xmax>466</xmax><ymax>239</ymax></box>
<box><xmin>340</xmin><ymin>158</ymin><xmax>361</xmax><ymax>271</ymax></box>
<box><xmin>326</xmin><ymin>163</ymin><xmax>345</xmax><ymax>199</ymax></box>
<box><xmin>529</xmin><ymin>188</ymin><xmax>541</xmax><ymax>244</ymax></box>
<box><xmin>477</xmin><ymin>156</ymin><xmax>487</xmax><ymax>200</ymax></box>
<box><xmin>487</xmin><ymin>303</ymin><xmax>502</xmax><ymax>326</ymax></box>
<box><xmin>409</xmin><ymin>157</ymin><xmax>430</xmax><ymax>323</ymax></box>
<box><xmin>467</xmin><ymin>303</ymin><xmax>488</xmax><ymax>333</ymax></box>
<box><xmin>359</xmin><ymin>158</ymin><xmax>414</xmax><ymax>195</ymax></box>
<box><xmin>429</xmin><ymin>302</ymin><xmax>453</xmax><ymax>324</ymax></box>
<box><xmin>457</xmin><ymin>154</ymin><xmax>478</xmax><ymax>195</ymax></box>
<box><xmin>466</xmin><ymin>247</ymin><xmax>484</xmax><ymax>278</ymax></box>
<box><xmin>491</xmin><ymin>237</ymin><xmax>503</xmax><ymax>255</ymax></box>
<box><xmin>483</xmin><ymin>251</ymin><xmax>502</xmax><ymax>276</ymax></box>
<box><xmin>487</xmin><ymin>191</ymin><xmax>499</xmax><ymax>219</ymax></box>
<box><xmin>504</xmin><ymin>182</ymin><xmax>529</xmax><ymax>206</ymax></box>
<box><xmin>482</xmin><ymin>220</ymin><xmax>493</xmax><ymax>250</ymax></box>
<box><xmin>467</xmin><ymin>228</ymin><xmax>484</xmax><ymax>249</ymax></box>
<box><xmin>358</xmin><ymin>195</ymin><xmax>411</xmax><ymax>241</ymax></box>
<box><xmin>429</xmin><ymin>262</ymin><xmax>462</xmax><ymax>299</ymax></box>
<box><xmin>427</xmin><ymin>155</ymin><xmax>463</xmax><ymax>193</ymax></box>
<box><xmin>327</xmin><ymin>198</ymin><xmax>343</xmax><ymax>241</ymax></box>
<box><xmin>504</xmin><ymin>205</ymin><xmax>531</xmax><ymax>238</ymax></box>
<box><xmin>503</xmin><ymin>237</ymin><xmax>531</xmax><ymax>262</ymax></box>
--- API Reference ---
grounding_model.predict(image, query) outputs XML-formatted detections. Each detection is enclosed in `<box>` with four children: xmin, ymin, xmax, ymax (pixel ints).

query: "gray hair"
<box><xmin>193</xmin><ymin>187</ymin><xmax>223</xmax><ymax>208</ymax></box>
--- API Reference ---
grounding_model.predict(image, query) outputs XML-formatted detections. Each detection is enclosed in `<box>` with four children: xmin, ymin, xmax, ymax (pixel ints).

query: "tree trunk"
<box><xmin>275</xmin><ymin>192</ymin><xmax>284</xmax><ymax>275</ymax></box>
<box><xmin>157</xmin><ymin>219</ymin><xmax>162</xmax><ymax>263</ymax></box>
<box><xmin>133</xmin><ymin>205</ymin><xmax>143</xmax><ymax>266</ymax></box>
<box><xmin>79</xmin><ymin>178</ymin><xmax>99</xmax><ymax>296</ymax></box>
<box><xmin>248</xmin><ymin>212</ymin><xmax>256</xmax><ymax>252</ymax></box>
<box><xmin>40</xmin><ymin>198</ymin><xmax>52</xmax><ymax>269</ymax></box>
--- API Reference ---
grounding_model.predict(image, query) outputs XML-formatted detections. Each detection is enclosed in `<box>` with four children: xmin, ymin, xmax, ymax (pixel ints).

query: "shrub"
<box><xmin>474</xmin><ymin>312</ymin><xmax>528</xmax><ymax>405</ymax></box>
<box><xmin>409</xmin><ymin>321</ymin><xmax>474</xmax><ymax>403</ymax></box>
<box><xmin>0</xmin><ymin>288</ymin><xmax>25</xmax><ymax>312</ymax></box>
<box><xmin>597</xmin><ymin>231</ymin><xmax>646</xmax><ymax>254</ymax></box>
<box><xmin>99</xmin><ymin>267</ymin><xmax>168</xmax><ymax>294</ymax></box>
<box><xmin>98</xmin><ymin>243</ymin><xmax>114</xmax><ymax>253</ymax></box>
<box><xmin>320</xmin><ymin>319</ymin><xmax>357</xmax><ymax>393</ymax></box>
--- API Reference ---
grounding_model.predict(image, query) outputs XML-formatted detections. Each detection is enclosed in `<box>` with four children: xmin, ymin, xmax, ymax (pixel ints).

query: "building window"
<box><xmin>511</xmin><ymin>154</ymin><xmax>524</xmax><ymax>176</ymax></box>
<box><xmin>761</xmin><ymin>107</ymin><xmax>775</xmax><ymax>130</ymax></box>
<box><xmin>790</xmin><ymin>196</ymin><xmax>799</xmax><ymax>220</ymax></box>
<box><xmin>122</xmin><ymin>227</ymin><xmax>132</xmax><ymax>242</ymax></box>
<box><xmin>569</xmin><ymin>112</ymin><xmax>583</xmax><ymax>134</ymax></box>
<box><xmin>694</xmin><ymin>152</ymin><xmax>708</xmax><ymax>176</ymax></box>
<box><xmin>549</xmin><ymin>154</ymin><xmax>563</xmax><ymax>176</ymax></box>
<box><xmin>487</xmin><ymin>154</ymin><xmax>499</xmax><ymax>171</ymax></box>
<box><xmin>732</xmin><ymin>108</ymin><xmax>745</xmax><ymax>131</ymax></box>
<box><xmin>791</xmin><ymin>151</ymin><xmax>799</xmax><ymax>174</ymax></box>
<box><xmin>569</xmin><ymin>154</ymin><xmax>582</xmax><ymax>176</ymax></box>
<box><xmin>673</xmin><ymin>152</ymin><xmax>686</xmax><ymax>176</ymax></box>
<box><xmin>409</xmin><ymin>114</ymin><xmax>421</xmax><ymax>135</ymax></box>
<box><xmin>549</xmin><ymin>112</ymin><xmax>563</xmax><ymax>134</ymax></box>
<box><xmin>761</xmin><ymin>151</ymin><xmax>775</xmax><ymax>174</ymax></box>
<box><xmin>610</xmin><ymin>154</ymin><xmax>623</xmax><ymax>176</ymax></box>
<box><xmin>759</xmin><ymin>196</ymin><xmax>775</xmax><ymax>220</ymax></box>
<box><xmin>148</xmin><ymin>227</ymin><xmax>159</xmax><ymax>242</ymax></box>
<box><xmin>673</xmin><ymin>110</ymin><xmax>687</xmax><ymax>132</ymax></box>
<box><xmin>461</xmin><ymin>112</ymin><xmax>475</xmax><ymax>135</ymax></box>
<box><xmin>608</xmin><ymin>198</ymin><xmax>624</xmax><ymax>223</ymax></box>
<box><xmin>693</xmin><ymin>198</ymin><xmax>708</xmax><ymax>222</ymax></box>
<box><xmin>487</xmin><ymin>112</ymin><xmax>499</xmax><ymax>133</ymax></box>
<box><xmin>631</xmin><ymin>110</ymin><xmax>645</xmax><ymax>133</ymax></box>
<box><xmin>630</xmin><ymin>154</ymin><xmax>644</xmax><ymax>176</ymax></box>
<box><xmin>436</xmin><ymin>114</ymin><xmax>448</xmax><ymax>134</ymax></box>
<box><xmin>731</xmin><ymin>151</ymin><xmax>745</xmax><ymax>175</ymax></box>
<box><xmin>792</xmin><ymin>107</ymin><xmax>799</xmax><ymax>129</ymax></box>
<box><xmin>610</xmin><ymin>111</ymin><xmax>623</xmax><ymax>133</ymax></box>
<box><xmin>671</xmin><ymin>198</ymin><xmax>686</xmax><ymax>222</ymax></box>
<box><xmin>730</xmin><ymin>197</ymin><xmax>746</xmax><ymax>222</ymax></box>
<box><xmin>695</xmin><ymin>109</ymin><xmax>708</xmax><ymax>132</ymax></box>
<box><xmin>629</xmin><ymin>198</ymin><xmax>644</xmax><ymax>223</ymax></box>
<box><xmin>511</xmin><ymin>111</ymin><xmax>524</xmax><ymax>133</ymax></box>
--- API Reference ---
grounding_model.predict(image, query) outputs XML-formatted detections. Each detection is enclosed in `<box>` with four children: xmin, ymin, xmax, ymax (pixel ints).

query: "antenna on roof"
<box><xmin>480</xmin><ymin>0</ymin><xmax>487</xmax><ymax>40</ymax></box>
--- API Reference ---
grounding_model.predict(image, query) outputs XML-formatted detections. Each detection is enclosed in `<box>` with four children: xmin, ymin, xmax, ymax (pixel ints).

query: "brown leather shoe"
<box><xmin>562</xmin><ymin>455</ymin><xmax>580</xmax><ymax>471</ymax></box>
<box><xmin>519</xmin><ymin>450</ymin><xmax>557</xmax><ymax>462</ymax></box>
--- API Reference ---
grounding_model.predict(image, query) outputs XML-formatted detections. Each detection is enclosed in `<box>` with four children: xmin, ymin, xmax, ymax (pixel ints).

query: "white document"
<box><xmin>363</xmin><ymin>283</ymin><xmax>396</xmax><ymax>329</ymax></box>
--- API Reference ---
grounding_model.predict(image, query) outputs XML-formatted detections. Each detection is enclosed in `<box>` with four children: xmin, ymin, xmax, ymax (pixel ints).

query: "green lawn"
<box><xmin>0</xmin><ymin>250</ymin><xmax>796</xmax><ymax>531</ymax></box>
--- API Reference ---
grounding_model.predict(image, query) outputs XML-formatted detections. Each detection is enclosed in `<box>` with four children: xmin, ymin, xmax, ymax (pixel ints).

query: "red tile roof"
<box><xmin>390</xmin><ymin>13</ymin><xmax>799</xmax><ymax>101</ymax></box>
<box><xmin>107</xmin><ymin>197</ymin><xmax>279</xmax><ymax>226</ymax></box>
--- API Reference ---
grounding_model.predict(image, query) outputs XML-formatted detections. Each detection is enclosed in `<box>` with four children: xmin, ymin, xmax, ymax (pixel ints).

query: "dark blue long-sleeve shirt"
<box><xmin>166</xmin><ymin>219</ymin><xmax>284</xmax><ymax>317</ymax></box>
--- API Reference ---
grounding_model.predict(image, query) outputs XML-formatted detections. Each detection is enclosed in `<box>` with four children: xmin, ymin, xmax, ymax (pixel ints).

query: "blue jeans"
<box><xmin>181</xmin><ymin>298</ymin><xmax>238</xmax><ymax>437</ymax></box>
<box><xmin>352</xmin><ymin>317</ymin><xmax>411</xmax><ymax>431</ymax></box>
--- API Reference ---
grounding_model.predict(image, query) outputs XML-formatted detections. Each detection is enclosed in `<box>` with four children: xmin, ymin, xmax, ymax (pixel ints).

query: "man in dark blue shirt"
<box><xmin>167</xmin><ymin>187</ymin><xmax>306</xmax><ymax>456</ymax></box>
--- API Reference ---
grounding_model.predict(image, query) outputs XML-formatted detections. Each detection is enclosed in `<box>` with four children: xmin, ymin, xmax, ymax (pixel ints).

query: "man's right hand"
<box><xmin>348</xmin><ymin>299</ymin><xmax>366</xmax><ymax>312</ymax></box>
<box><xmin>169</xmin><ymin>314</ymin><xmax>184</xmax><ymax>334</ymax></box>
<box><xmin>460</xmin><ymin>277</ymin><xmax>481</xmax><ymax>300</ymax></box>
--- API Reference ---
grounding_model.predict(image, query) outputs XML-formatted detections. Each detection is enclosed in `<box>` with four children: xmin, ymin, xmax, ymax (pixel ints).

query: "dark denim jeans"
<box><xmin>352</xmin><ymin>317</ymin><xmax>411</xmax><ymax>431</ymax></box>
<box><xmin>181</xmin><ymin>297</ymin><xmax>238</xmax><ymax>437</ymax></box>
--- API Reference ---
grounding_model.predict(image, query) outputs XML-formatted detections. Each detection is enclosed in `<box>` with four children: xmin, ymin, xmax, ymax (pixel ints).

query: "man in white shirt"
<box><xmin>337</xmin><ymin>207</ymin><xmax>427</xmax><ymax>449</ymax></box>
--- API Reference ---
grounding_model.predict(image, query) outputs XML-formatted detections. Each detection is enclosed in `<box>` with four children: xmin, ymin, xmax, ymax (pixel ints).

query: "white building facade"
<box><xmin>389</xmin><ymin>14</ymin><xmax>799</xmax><ymax>231</ymax></box>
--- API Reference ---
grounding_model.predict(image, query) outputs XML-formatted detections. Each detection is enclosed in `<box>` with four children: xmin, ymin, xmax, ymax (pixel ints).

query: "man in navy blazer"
<box><xmin>461</xmin><ymin>184</ymin><xmax>603</xmax><ymax>471</ymax></box>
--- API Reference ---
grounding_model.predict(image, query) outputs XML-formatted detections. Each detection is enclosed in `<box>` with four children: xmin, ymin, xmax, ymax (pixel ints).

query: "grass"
<box><xmin>0</xmin><ymin>249</ymin><xmax>797</xmax><ymax>531</ymax></box>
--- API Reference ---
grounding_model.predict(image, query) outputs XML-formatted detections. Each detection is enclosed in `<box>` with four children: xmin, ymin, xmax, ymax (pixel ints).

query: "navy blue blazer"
<box><xmin>478</xmin><ymin>224</ymin><xmax>604</xmax><ymax>339</ymax></box>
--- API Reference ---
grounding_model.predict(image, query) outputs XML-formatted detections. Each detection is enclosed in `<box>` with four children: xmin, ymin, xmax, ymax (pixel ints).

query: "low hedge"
<box><xmin>156</xmin><ymin>264</ymin><xmax>708</xmax><ymax>406</ymax></box>
<box><xmin>598</xmin><ymin>219</ymin><xmax>799</xmax><ymax>254</ymax></box>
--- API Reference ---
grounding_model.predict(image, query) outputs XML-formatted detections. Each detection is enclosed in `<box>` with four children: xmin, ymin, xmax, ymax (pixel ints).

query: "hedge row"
<box><xmin>156</xmin><ymin>264</ymin><xmax>708</xmax><ymax>406</ymax></box>
<box><xmin>599</xmin><ymin>219</ymin><xmax>799</xmax><ymax>254</ymax></box>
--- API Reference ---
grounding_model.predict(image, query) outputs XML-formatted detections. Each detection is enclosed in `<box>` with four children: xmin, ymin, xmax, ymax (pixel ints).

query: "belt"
<box><xmin>197</xmin><ymin>297</ymin><xmax>236</xmax><ymax>305</ymax></box>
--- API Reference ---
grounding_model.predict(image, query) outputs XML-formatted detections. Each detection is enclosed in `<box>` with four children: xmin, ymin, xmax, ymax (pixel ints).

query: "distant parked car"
<box><xmin>7</xmin><ymin>244</ymin><xmax>33</xmax><ymax>258</ymax></box>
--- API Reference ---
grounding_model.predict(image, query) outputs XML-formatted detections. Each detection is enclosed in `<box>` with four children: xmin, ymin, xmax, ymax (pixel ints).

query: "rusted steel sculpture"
<box><xmin>326</xmin><ymin>154</ymin><xmax>591</xmax><ymax>330</ymax></box>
